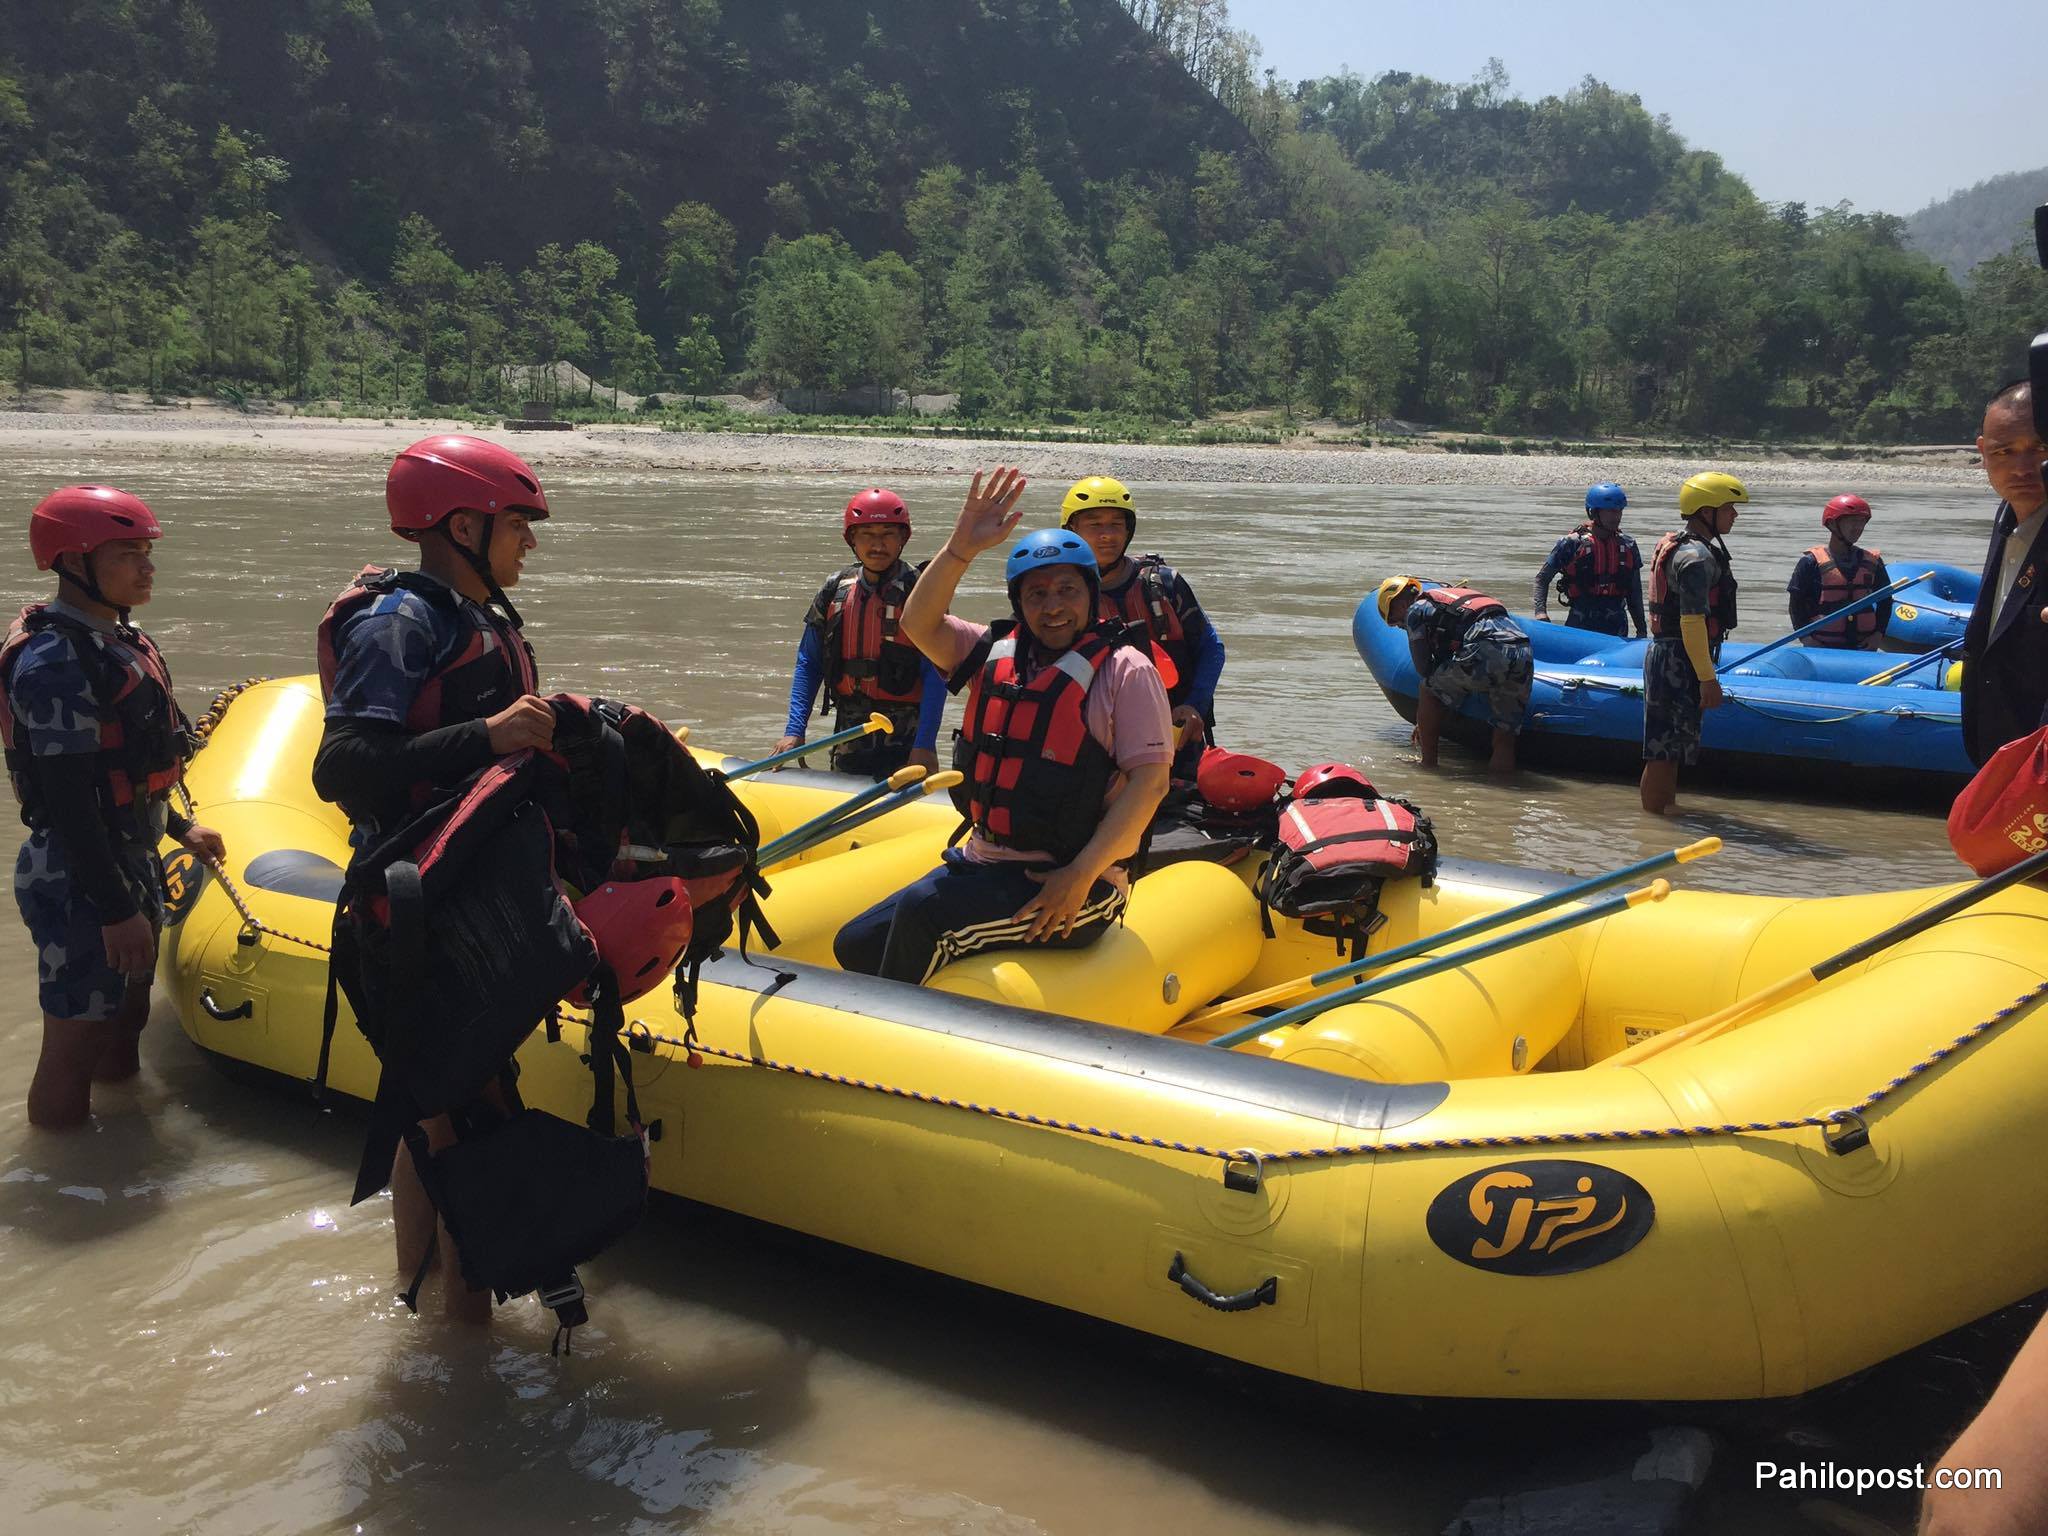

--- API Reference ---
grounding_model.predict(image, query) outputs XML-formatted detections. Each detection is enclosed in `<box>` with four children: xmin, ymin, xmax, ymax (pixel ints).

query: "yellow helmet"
<box><xmin>1376</xmin><ymin>574</ymin><xmax>1422</xmax><ymax>623</ymax></box>
<box><xmin>1679</xmin><ymin>471</ymin><xmax>1749</xmax><ymax>521</ymax></box>
<box><xmin>1061</xmin><ymin>475</ymin><xmax>1136</xmax><ymax>532</ymax></box>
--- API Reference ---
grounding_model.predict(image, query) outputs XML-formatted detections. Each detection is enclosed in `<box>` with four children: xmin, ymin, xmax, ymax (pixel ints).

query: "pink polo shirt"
<box><xmin>931</xmin><ymin>614</ymin><xmax>1173</xmax><ymax>867</ymax></box>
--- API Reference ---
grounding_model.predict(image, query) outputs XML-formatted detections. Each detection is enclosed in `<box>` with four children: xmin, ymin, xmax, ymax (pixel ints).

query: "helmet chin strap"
<box><xmin>58</xmin><ymin>551</ymin><xmax>127</xmax><ymax>623</ymax></box>
<box><xmin>439</xmin><ymin>515</ymin><xmax>524</xmax><ymax>629</ymax></box>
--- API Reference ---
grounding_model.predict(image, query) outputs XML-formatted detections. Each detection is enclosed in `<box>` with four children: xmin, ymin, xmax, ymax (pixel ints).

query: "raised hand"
<box><xmin>946</xmin><ymin>466</ymin><xmax>1029</xmax><ymax>560</ymax></box>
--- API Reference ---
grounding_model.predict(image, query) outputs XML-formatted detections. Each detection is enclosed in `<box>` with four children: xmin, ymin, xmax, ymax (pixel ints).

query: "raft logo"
<box><xmin>1425</xmin><ymin>1160</ymin><xmax>1654</xmax><ymax>1275</ymax></box>
<box><xmin>160</xmin><ymin>848</ymin><xmax>204</xmax><ymax>925</ymax></box>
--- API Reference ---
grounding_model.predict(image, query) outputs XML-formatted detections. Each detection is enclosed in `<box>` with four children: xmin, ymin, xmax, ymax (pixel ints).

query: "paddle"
<box><xmin>755</xmin><ymin>764</ymin><xmax>928</xmax><ymax>867</ymax></box>
<box><xmin>724</xmin><ymin>713</ymin><xmax>893</xmax><ymax>781</ymax></box>
<box><xmin>1182</xmin><ymin>837</ymin><xmax>1722</xmax><ymax>1030</ymax></box>
<box><xmin>770</xmin><ymin>770</ymin><xmax>963</xmax><ymax>863</ymax></box>
<box><xmin>1715</xmin><ymin>570</ymin><xmax>1933</xmax><ymax>675</ymax></box>
<box><xmin>1209</xmin><ymin>879</ymin><xmax>1673</xmax><ymax>1051</ymax></box>
<box><xmin>1857</xmin><ymin>635</ymin><xmax>1964</xmax><ymax>688</ymax></box>
<box><xmin>1600</xmin><ymin>843</ymin><xmax>2048</xmax><ymax>1068</ymax></box>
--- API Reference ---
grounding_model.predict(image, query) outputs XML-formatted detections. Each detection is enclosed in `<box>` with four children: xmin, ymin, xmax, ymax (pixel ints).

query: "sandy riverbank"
<box><xmin>0</xmin><ymin>407</ymin><xmax>1989</xmax><ymax>490</ymax></box>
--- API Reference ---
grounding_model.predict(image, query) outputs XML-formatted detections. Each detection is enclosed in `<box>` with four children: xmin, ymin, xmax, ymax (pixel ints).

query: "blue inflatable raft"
<box><xmin>1884</xmin><ymin>560</ymin><xmax>1978</xmax><ymax>652</ymax></box>
<box><xmin>1353</xmin><ymin>591</ymin><xmax>1972</xmax><ymax>799</ymax></box>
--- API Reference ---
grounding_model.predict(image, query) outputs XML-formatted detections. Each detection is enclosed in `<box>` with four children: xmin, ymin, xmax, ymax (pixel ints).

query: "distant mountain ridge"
<box><xmin>1905</xmin><ymin>166</ymin><xmax>2048</xmax><ymax>280</ymax></box>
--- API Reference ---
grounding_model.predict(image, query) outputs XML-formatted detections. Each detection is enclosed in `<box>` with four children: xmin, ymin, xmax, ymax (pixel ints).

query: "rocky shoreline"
<box><xmin>0</xmin><ymin>409</ymin><xmax>1987</xmax><ymax>490</ymax></box>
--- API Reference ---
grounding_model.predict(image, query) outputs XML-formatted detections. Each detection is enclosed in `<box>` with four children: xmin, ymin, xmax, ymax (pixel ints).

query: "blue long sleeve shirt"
<box><xmin>783</xmin><ymin>624</ymin><xmax>945</xmax><ymax>750</ymax></box>
<box><xmin>1185</xmin><ymin>608</ymin><xmax>1225</xmax><ymax>719</ymax></box>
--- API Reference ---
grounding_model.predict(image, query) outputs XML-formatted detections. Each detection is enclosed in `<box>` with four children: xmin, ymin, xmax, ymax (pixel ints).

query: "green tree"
<box><xmin>659</xmin><ymin>200</ymin><xmax>737</xmax><ymax>341</ymax></box>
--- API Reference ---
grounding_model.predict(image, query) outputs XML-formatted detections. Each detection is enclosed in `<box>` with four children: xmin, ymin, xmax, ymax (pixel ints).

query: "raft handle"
<box><xmin>200</xmin><ymin>988</ymin><xmax>253</xmax><ymax>1022</ymax></box>
<box><xmin>1823</xmin><ymin>1110</ymin><xmax>1871</xmax><ymax>1157</ymax></box>
<box><xmin>1167</xmin><ymin>1252</ymin><xmax>1277</xmax><ymax>1313</ymax></box>
<box><xmin>1223</xmin><ymin>1157</ymin><xmax>1263</xmax><ymax>1194</ymax></box>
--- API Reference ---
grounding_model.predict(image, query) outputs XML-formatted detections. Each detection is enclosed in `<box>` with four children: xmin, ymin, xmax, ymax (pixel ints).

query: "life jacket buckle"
<box><xmin>539</xmin><ymin>1275</ymin><xmax>585</xmax><ymax>1311</ymax></box>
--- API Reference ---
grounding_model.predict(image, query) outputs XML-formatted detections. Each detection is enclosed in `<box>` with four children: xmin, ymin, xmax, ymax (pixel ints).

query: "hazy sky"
<box><xmin>1228</xmin><ymin>0</ymin><xmax>2041</xmax><ymax>215</ymax></box>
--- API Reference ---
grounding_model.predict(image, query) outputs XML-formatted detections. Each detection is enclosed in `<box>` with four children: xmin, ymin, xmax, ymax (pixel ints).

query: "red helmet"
<box><xmin>1196</xmin><ymin>748</ymin><xmax>1286</xmax><ymax>813</ymax></box>
<box><xmin>1293</xmin><ymin>762</ymin><xmax>1377</xmax><ymax>800</ymax></box>
<box><xmin>30</xmin><ymin>485</ymin><xmax>162</xmax><ymax>571</ymax></box>
<box><xmin>385</xmin><ymin>435</ymin><xmax>550</xmax><ymax>539</ymax></box>
<box><xmin>1821</xmin><ymin>494</ymin><xmax>1872</xmax><ymax>528</ymax></box>
<box><xmin>843</xmin><ymin>488</ymin><xmax>910</xmax><ymax>544</ymax></box>
<box><xmin>568</xmin><ymin>878</ymin><xmax>694</xmax><ymax>1006</ymax></box>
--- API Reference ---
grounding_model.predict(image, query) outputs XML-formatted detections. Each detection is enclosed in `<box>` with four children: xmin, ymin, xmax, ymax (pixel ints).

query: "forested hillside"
<box><xmin>1905</xmin><ymin>167</ymin><xmax>2048</xmax><ymax>281</ymax></box>
<box><xmin>1</xmin><ymin>0</ymin><xmax>2043</xmax><ymax>441</ymax></box>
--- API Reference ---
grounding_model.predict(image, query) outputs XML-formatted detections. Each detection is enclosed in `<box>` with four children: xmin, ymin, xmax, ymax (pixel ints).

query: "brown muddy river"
<box><xmin>0</xmin><ymin>446</ymin><xmax>2025</xmax><ymax>1534</ymax></box>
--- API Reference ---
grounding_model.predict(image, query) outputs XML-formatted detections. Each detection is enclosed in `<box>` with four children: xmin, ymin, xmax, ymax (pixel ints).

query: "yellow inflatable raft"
<box><xmin>160</xmin><ymin>678</ymin><xmax>2048</xmax><ymax>1401</ymax></box>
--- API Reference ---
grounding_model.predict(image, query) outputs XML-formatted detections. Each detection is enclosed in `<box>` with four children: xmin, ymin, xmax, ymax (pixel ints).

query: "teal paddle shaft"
<box><xmin>1715</xmin><ymin>570</ymin><xmax>1932</xmax><ymax>675</ymax></box>
<box><xmin>759</xmin><ymin>772</ymin><xmax>960</xmax><ymax>870</ymax></box>
<box><xmin>1858</xmin><ymin>634</ymin><xmax>1964</xmax><ymax>688</ymax></box>
<box><xmin>725</xmin><ymin>712</ymin><xmax>892</xmax><ymax>781</ymax></box>
<box><xmin>1211</xmin><ymin>880</ymin><xmax>1671</xmax><ymax>1050</ymax></box>
<box><xmin>1181</xmin><ymin>837</ymin><xmax>1719</xmax><ymax>1032</ymax></box>
<box><xmin>757</xmin><ymin>776</ymin><xmax>913</xmax><ymax>867</ymax></box>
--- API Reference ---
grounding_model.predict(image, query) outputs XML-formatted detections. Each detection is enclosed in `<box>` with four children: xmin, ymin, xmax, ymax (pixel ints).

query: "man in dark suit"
<box><xmin>1961</xmin><ymin>380</ymin><xmax>2048</xmax><ymax>765</ymax></box>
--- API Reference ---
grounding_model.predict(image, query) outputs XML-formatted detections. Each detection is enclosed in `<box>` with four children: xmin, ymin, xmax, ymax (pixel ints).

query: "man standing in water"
<box><xmin>1060</xmin><ymin>475</ymin><xmax>1224</xmax><ymax>777</ymax></box>
<box><xmin>3</xmin><ymin>487</ymin><xmax>223</xmax><ymax>1128</ymax></box>
<box><xmin>1640</xmin><ymin>472</ymin><xmax>1748</xmax><ymax>814</ymax></box>
<box><xmin>313</xmin><ymin>435</ymin><xmax>556</xmax><ymax>1322</ymax></box>
<box><xmin>834</xmin><ymin>468</ymin><xmax>1173</xmax><ymax>984</ymax></box>
<box><xmin>1959</xmin><ymin>381</ymin><xmax>2048</xmax><ymax>765</ymax></box>
<box><xmin>1532</xmin><ymin>483</ymin><xmax>1646</xmax><ymax>638</ymax></box>
<box><xmin>773</xmin><ymin>489</ymin><xmax>945</xmax><ymax>780</ymax></box>
<box><xmin>1787</xmin><ymin>494</ymin><xmax>1891</xmax><ymax>649</ymax></box>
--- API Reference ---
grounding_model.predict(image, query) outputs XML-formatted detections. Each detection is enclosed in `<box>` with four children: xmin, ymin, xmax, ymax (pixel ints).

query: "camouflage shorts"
<box><xmin>1642</xmin><ymin>639</ymin><xmax>1704</xmax><ymax>765</ymax></box>
<box><xmin>14</xmin><ymin>832</ymin><xmax>164</xmax><ymax>1021</ymax></box>
<box><xmin>1424</xmin><ymin>636</ymin><xmax>1534</xmax><ymax>732</ymax></box>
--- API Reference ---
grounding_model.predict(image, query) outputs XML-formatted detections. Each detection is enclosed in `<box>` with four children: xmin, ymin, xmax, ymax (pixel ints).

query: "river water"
<box><xmin>0</xmin><ymin>447</ymin><xmax>2023</xmax><ymax>1534</ymax></box>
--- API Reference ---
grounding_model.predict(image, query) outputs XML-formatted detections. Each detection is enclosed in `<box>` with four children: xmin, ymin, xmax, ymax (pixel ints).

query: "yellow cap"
<box><xmin>1061</xmin><ymin>475</ymin><xmax>1135</xmax><ymax>528</ymax></box>
<box><xmin>1376</xmin><ymin>574</ymin><xmax>1423</xmax><ymax>623</ymax></box>
<box><xmin>1680</xmin><ymin>471</ymin><xmax>1749</xmax><ymax>521</ymax></box>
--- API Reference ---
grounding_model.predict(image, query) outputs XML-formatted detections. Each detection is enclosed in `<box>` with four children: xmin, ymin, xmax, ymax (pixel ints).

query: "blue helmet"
<box><xmin>1585</xmin><ymin>482</ymin><xmax>1628</xmax><ymax>512</ymax></box>
<box><xmin>1003</xmin><ymin>528</ymin><xmax>1098</xmax><ymax>607</ymax></box>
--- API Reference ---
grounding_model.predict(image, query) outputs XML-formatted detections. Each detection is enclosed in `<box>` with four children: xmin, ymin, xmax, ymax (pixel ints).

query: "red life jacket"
<box><xmin>1256</xmin><ymin>767</ymin><xmax>1438</xmax><ymax>949</ymax></box>
<box><xmin>316</xmin><ymin>566</ymin><xmax>537</xmax><ymax>733</ymax></box>
<box><xmin>1559</xmin><ymin>525</ymin><xmax>1643</xmax><ymax>603</ymax></box>
<box><xmin>951</xmin><ymin>621</ymin><xmax>1120</xmax><ymax>863</ymax></box>
<box><xmin>815</xmin><ymin>561</ymin><xmax>924</xmax><ymax>707</ymax></box>
<box><xmin>1805</xmin><ymin>543</ymin><xmax>1884</xmax><ymax>646</ymax></box>
<box><xmin>0</xmin><ymin>605</ymin><xmax>188</xmax><ymax>838</ymax></box>
<box><xmin>1419</xmin><ymin>587</ymin><xmax>1508</xmax><ymax>669</ymax></box>
<box><xmin>1648</xmin><ymin>532</ymin><xmax>1738</xmax><ymax>644</ymax></box>
<box><xmin>1098</xmin><ymin>555</ymin><xmax>1191</xmax><ymax>702</ymax></box>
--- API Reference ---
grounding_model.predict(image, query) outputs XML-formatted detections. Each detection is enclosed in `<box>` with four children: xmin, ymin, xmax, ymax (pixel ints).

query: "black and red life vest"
<box><xmin>316</xmin><ymin>566</ymin><xmax>537</xmax><ymax>734</ymax></box>
<box><xmin>1648</xmin><ymin>532</ymin><xmax>1739</xmax><ymax>645</ymax></box>
<box><xmin>1558</xmin><ymin>525</ymin><xmax>1643</xmax><ymax>604</ymax></box>
<box><xmin>1256</xmin><ymin>764</ymin><xmax>1437</xmax><ymax>950</ymax></box>
<box><xmin>814</xmin><ymin>561</ymin><xmax>924</xmax><ymax>708</ymax></box>
<box><xmin>1418</xmin><ymin>588</ymin><xmax>1508</xmax><ymax>669</ymax></box>
<box><xmin>950</xmin><ymin>621</ymin><xmax>1121</xmax><ymax>864</ymax></box>
<box><xmin>0</xmin><ymin>604</ymin><xmax>189</xmax><ymax>840</ymax></box>
<box><xmin>1805</xmin><ymin>543</ymin><xmax>1885</xmax><ymax>647</ymax></box>
<box><xmin>1098</xmin><ymin>555</ymin><xmax>1191</xmax><ymax>703</ymax></box>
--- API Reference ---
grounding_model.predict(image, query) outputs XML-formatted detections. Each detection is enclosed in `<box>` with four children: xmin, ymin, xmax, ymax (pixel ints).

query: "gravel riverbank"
<box><xmin>0</xmin><ymin>409</ymin><xmax>1988</xmax><ymax>490</ymax></box>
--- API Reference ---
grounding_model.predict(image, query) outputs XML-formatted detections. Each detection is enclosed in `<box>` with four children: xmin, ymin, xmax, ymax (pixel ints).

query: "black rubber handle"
<box><xmin>1167</xmin><ymin>1251</ymin><xmax>1277</xmax><ymax>1313</ymax></box>
<box><xmin>200</xmin><ymin>988</ymin><xmax>253</xmax><ymax>1022</ymax></box>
